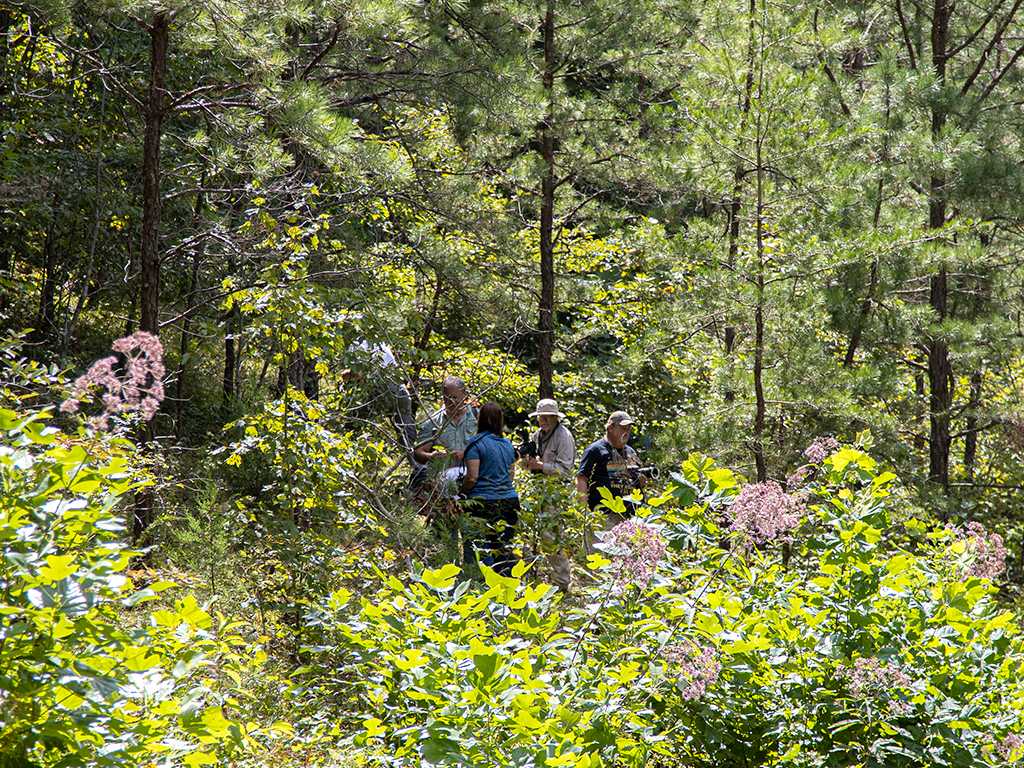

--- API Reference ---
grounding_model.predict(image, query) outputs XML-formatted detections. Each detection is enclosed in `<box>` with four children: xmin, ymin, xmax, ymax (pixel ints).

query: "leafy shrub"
<box><xmin>299</xmin><ymin>449</ymin><xmax>1024</xmax><ymax>767</ymax></box>
<box><xmin>0</xmin><ymin>407</ymin><xmax>259</xmax><ymax>767</ymax></box>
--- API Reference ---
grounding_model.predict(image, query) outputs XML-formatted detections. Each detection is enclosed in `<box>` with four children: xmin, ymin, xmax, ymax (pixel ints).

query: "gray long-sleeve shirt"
<box><xmin>531</xmin><ymin>423</ymin><xmax>576</xmax><ymax>476</ymax></box>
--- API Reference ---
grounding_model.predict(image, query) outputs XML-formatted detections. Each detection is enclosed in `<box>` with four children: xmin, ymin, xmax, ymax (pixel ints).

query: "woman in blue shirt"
<box><xmin>460</xmin><ymin>401</ymin><xmax>519</xmax><ymax>575</ymax></box>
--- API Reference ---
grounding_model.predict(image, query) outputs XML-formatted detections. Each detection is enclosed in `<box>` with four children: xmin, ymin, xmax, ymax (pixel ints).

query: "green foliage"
<box><xmin>300</xmin><ymin>451</ymin><xmax>1024</xmax><ymax>767</ymax></box>
<box><xmin>0</xmin><ymin>407</ymin><xmax>260</xmax><ymax>766</ymax></box>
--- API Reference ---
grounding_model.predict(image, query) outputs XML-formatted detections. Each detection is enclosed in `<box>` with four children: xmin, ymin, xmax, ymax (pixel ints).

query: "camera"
<box><xmin>516</xmin><ymin>429</ymin><xmax>538</xmax><ymax>459</ymax></box>
<box><xmin>629</xmin><ymin>465</ymin><xmax>660</xmax><ymax>481</ymax></box>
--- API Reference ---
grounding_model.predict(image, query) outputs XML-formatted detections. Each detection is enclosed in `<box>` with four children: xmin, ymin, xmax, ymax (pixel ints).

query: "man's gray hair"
<box><xmin>442</xmin><ymin>376</ymin><xmax>466</xmax><ymax>392</ymax></box>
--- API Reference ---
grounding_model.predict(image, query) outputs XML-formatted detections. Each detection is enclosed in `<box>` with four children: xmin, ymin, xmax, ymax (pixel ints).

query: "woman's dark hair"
<box><xmin>477</xmin><ymin>401</ymin><xmax>505</xmax><ymax>436</ymax></box>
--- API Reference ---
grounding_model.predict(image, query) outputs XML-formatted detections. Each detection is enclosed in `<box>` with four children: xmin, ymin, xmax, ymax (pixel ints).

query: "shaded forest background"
<box><xmin>4</xmin><ymin>0</ymin><xmax>1023</xmax><ymax>537</ymax></box>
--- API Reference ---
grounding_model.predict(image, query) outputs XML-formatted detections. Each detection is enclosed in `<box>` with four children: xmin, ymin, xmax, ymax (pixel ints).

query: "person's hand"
<box><xmin>526</xmin><ymin>456</ymin><xmax>544</xmax><ymax>472</ymax></box>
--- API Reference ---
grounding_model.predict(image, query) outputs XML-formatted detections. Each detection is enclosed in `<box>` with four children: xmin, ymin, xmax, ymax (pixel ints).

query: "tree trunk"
<box><xmin>537</xmin><ymin>0</ymin><xmax>556</xmax><ymax>400</ymax></box>
<box><xmin>175</xmin><ymin>184</ymin><xmax>205</xmax><ymax>438</ymax></box>
<box><xmin>723</xmin><ymin>0</ymin><xmax>758</xmax><ymax>404</ymax></box>
<box><xmin>175</xmin><ymin>247</ymin><xmax>201</xmax><ymax>437</ymax></box>
<box><xmin>65</xmin><ymin>85</ymin><xmax>108</xmax><ymax>353</ymax></box>
<box><xmin>133</xmin><ymin>12</ymin><xmax>170</xmax><ymax>544</ymax></box>
<box><xmin>926</xmin><ymin>0</ymin><xmax>952</xmax><ymax>492</ymax></box>
<box><xmin>33</xmin><ymin>192</ymin><xmax>61</xmax><ymax>341</ymax></box>
<box><xmin>223</xmin><ymin>307</ymin><xmax>239</xmax><ymax>408</ymax></box>
<box><xmin>752</xmin><ymin>148</ymin><xmax>767</xmax><ymax>483</ymax></box>
<box><xmin>963</xmin><ymin>369</ymin><xmax>982</xmax><ymax>480</ymax></box>
<box><xmin>139</xmin><ymin>12</ymin><xmax>168</xmax><ymax>334</ymax></box>
<box><xmin>843</xmin><ymin>169</ymin><xmax>885</xmax><ymax>367</ymax></box>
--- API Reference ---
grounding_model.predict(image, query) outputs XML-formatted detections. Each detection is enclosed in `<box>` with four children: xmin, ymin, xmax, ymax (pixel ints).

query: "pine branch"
<box><xmin>959</xmin><ymin>0</ymin><xmax>1024</xmax><ymax>95</ymax></box>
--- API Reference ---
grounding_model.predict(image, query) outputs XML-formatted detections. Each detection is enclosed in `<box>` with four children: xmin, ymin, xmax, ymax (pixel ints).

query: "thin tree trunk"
<box><xmin>843</xmin><ymin>152</ymin><xmax>886</xmax><ymax>367</ymax></box>
<box><xmin>175</xmin><ymin>181</ymin><xmax>205</xmax><ymax>438</ymax></box>
<box><xmin>752</xmin><ymin>142</ymin><xmax>767</xmax><ymax>483</ymax></box>
<box><xmin>175</xmin><ymin>247</ymin><xmax>201</xmax><ymax>437</ymax></box>
<box><xmin>134</xmin><ymin>12</ymin><xmax>170</xmax><ymax>543</ymax></box>
<box><xmin>723</xmin><ymin>0</ymin><xmax>758</xmax><ymax>404</ymax></box>
<box><xmin>223</xmin><ymin>307</ymin><xmax>239</xmax><ymax>408</ymax></box>
<box><xmin>124</xmin><ymin>230</ymin><xmax>136</xmax><ymax>336</ymax></box>
<box><xmin>139</xmin><ymin>12</ymin><xmax>168</xmax><ymax>335</ymax></box>
<box><xmin>65</xmin><ymin>85</ymin><xmax>108</xmax><ymax>353</ymax></box>
<box><xmin>537</xmin><ymin>0</ymin><xmax>556</xmax><ymax>400</ymax></box>
<box><xmin>926</xmin><ymin>0</ymin><xmax>952</xmax><ymax>492</ymax></box>
<box><xmin>33</xmin><ymin>189</ymin><xmax>62</xmax><ymax>341</ymax></box>
<box><xmin>963</xmin><ymin>370</ymin><xmax>983</xmax><ymax>480</ymax></box>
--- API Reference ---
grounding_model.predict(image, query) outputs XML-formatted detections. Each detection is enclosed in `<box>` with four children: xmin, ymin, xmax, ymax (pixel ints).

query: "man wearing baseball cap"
<box><xmin>576</xmin><ymin>410</ymin><xmax>645</xmax><ymax>520</ymax></box>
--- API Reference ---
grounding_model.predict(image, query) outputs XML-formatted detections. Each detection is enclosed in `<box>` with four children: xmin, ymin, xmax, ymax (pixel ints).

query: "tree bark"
<box><xmin>33</xmin><ymin>190</ymin><xmax>62</xmax><ymax>341</ymax></box>
<box><xmin>752</xmin><ymin>144</ymin><xmax>767</xmax><ymax>483</ymax></box>
<box><xmin>133</xmin><ymin>12</ymin><xmax>170</xmax><ymax>544</ymax></box>
<box><xmin>723</xmin><ymin>0</ymin><xmax>758</xmax><ymax>404</ymax></box>
<box><xmin>926</xmin><ymin>0</ymin><xmax>952</xmax><ymax>492</ymax></box>
<box><xmin>963</xmin><ymin>369</ymin><xmax>983</xmax><ymax>480</ymax></box>
<box><xmin>537</xmin><ymin>0</ymin><xmax>556</xmax><ymax>400</ymax></box>
<box><xmin>65</xmin><ymin>85</ymin><xmax>108</xmax><ymax>353</ymax></box>
<box><xmin>175</xmin><ymin>183</ymin><xmax>205</xmax><ymax>438</ymax></box>
<box><xmin>139</xmin><ymin>12</ymin><xmax>168</xmax><ymax>334</ymax></box>
<box><xmin>223</xmin><ymin>307</ymin><xmax>239</xmax><ymax>408</ymax></box>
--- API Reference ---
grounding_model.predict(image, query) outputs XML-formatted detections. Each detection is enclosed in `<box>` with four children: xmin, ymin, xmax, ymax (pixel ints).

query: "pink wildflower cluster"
<box><xmin>999</xmin><ymin>733</ymin><xmax>1023</xmax><ymax>760</ymax></box>
<box><xmin>839</xmin><ymin>657</ymin><xmax>911</xmax><ymax>698</ymax></box>
<box><xmin>603</xmin><ymin>519</ymin><xmax>667</xmax><ymax>588</ymax></box>
<box><xmin>726</xmin><ymin>481</ymin><xmax>803</xmax><ymax>545</ymax></box>
<box><xmin>61</xmin><ymin>332</ymin><xmax>165</xmax><ymax>429</ymax></box>
<box><xmin>803</xmin><ymin>436</ymin><xmax>840</xmax><ymax>464</ymax></box>
<box><xmin>664</xmin><ymin>641</ymin><xmax>721</xmax><ymax>700</ymax></box>
<box><xmin>961</xmin><ymin>521</ymin><xmax>1007</xmax><ymax>580</ymax></box>
<box><xmin>786</xmin><ymin>465</ymin><xmax>811</xmax><ymax>491</ymax></box>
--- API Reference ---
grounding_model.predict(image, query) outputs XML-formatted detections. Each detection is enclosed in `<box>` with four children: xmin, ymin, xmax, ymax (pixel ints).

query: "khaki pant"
<box><xmin>545</xmin><ymin>546</ymin><xmax>572</xmax><ymax>593</ymax></box>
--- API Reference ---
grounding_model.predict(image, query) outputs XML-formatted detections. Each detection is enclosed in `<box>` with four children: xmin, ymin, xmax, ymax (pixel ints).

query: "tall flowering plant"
<box><xmin>61</xmin><ymin>332</ymin><xmax>165</xmax><ymax>430</ymax></box>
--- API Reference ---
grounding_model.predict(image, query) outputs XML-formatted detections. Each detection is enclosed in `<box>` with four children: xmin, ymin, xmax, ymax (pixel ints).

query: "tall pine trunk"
<box><xmin>537</xmin><ymin>0</ymin><xmax>556</xmax><ymax>400</ymax></box>
<box><xmin>139</xmin><ymin>12</ymin><xmax>168</xmax><ymax>335</ymax></box>
<box><xmin>133</xmin><ymin>12</ymin><xmax>169</xmax><ymax>543</ymax></box>
<box><xmin>926</xmin><ymin>0</ymin><xmax>952</xmax><ymax>492</ymax></box>
<box><xmin>723</xmin><ymin>0</ymin><xmax>758</xmax><ymax>404</ymax></box>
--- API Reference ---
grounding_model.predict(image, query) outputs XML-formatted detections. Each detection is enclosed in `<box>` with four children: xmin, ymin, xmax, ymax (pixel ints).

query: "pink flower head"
<box><xmin>839</xmin><ymin>657</ymin><xmax>911</xmax><ymax>698</ymax></box>
<box><xmin>999</xmin><ymin>734</ymin><xmax>1023</xmax><ymax>760</ymax></box>
<box><xmin>603</xmin><ymin>519</ymin><xmax>667</xmax><ymax>588</ymax></box>
<box><xmin>664</xmin><ymin>641</ymin><xmax>721</xmax><ymax>700</ymax></box>
<box><xmin>803</xmin><ymin>436</ymin><xmax>840</xmax><ymax>464</ymax></box>
<box><xmin>786</xmin><ymin>465</ymin><xmax>811</xmax><ymax>491</ymax></box>
<box><xmin>961</xmin><ymin>521</ymin><xmax>1007</xmax><ymax>580</ymax></box>
<box><xmin>726</xmin><ymin>481</ymin><xmax>803</xmax><ymax>545</ymax></box>
<box><xmin>61</xmin><ymin>332</ymin><xmax>165</xmax><ymax>429</ymax></box>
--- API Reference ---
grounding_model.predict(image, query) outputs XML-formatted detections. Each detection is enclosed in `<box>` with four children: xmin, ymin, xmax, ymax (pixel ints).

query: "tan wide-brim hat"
<box><xmin>529</xmin><ymin>398</ymin><xmax>567</xmax><ymax>419</ymax></box>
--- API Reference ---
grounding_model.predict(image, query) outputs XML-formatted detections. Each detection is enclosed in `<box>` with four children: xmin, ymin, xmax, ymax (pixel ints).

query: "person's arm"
<box><xmin>414</xmin><ymin>440</ymin><xmax>438</xmax><ymax>463</ymax></box>
<box><xmin>413</xmin><ymin>417</ymin><xmax>439</xmax><ymax>463</ymax></box>
<box><xmin>576</xmin><ymin>442</ymin><xmax>595</xmax><ymax>503</ymax></box>
<box><xmin>575</xmin><ymin>474</ymin><xmax>589</xmax><ymax>505</ymax></box>
<box><xmin>462</xmin><ymin>459</ymin><xmax>480</xmax><ymax>493</ymax></box>
<box><xmin>544</xmin><ymin>428</ymin><xmax>575</xmax><ymax>476</ymax></box>
<box><xmin>629</xmin><ymin>447</ymin><xmax>649</xmax><ymax>487</ymax></box>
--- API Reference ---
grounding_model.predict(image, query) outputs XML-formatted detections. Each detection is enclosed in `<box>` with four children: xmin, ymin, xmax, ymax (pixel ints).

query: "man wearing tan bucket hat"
<box><xmin>521</xmin><ymin>398</ymin><xmax>576</xmax><ymax>591</ymax></box>
<box><xmin>522</xmin><ymin>398</ymin><xmax>576</xmax><ymax>476</ymax></box>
